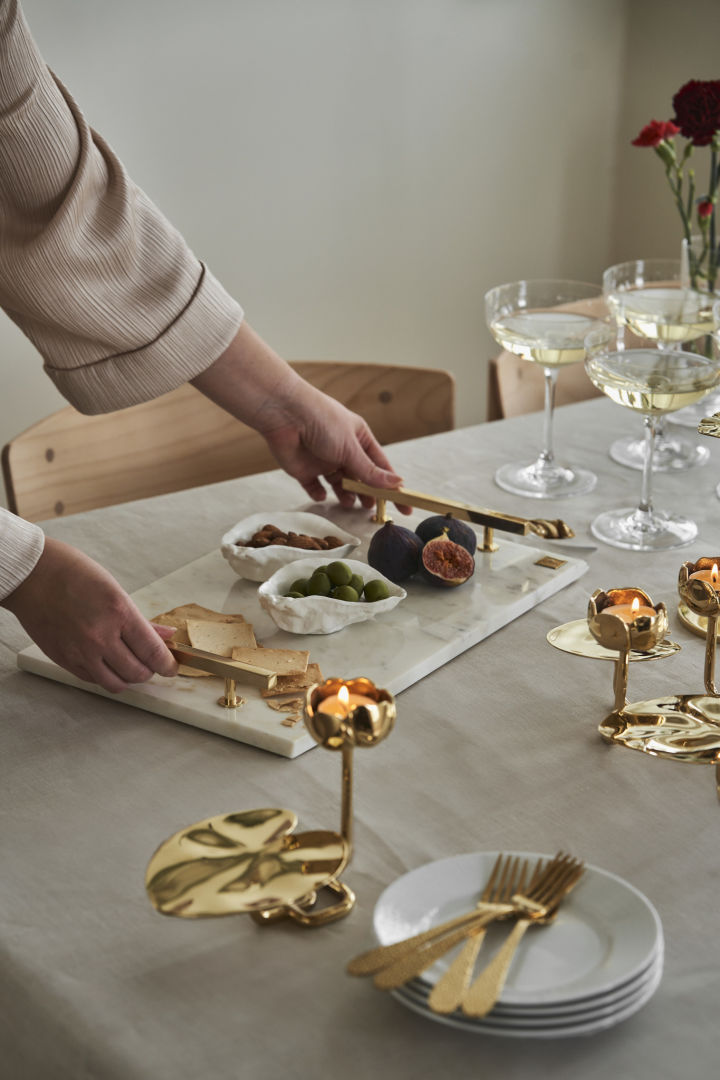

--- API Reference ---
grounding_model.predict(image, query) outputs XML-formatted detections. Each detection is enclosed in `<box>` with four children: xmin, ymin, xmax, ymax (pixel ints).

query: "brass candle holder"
<box><xmin>146</xmin><ymin>675</ymin><xmax>395</xmax><ymax>928</ymax></box>
<box><xmin>547</xmin><ymin>589</ymin><xmax>679</xmax><ymax>705</ymax></box>
<box><xmin>587</xmin><ymin>588</ymin><xmax>670</xmax><ymax>711</ymax></box>
<box><xmin>592</xmin><ymin>565</ymin><xmax>720</xmax><ymax>800</ymax></box>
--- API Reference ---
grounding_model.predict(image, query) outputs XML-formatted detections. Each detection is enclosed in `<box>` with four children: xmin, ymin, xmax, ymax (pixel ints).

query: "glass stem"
<box><xmin>539</xmin><ymin>367</ymin><xmax>558</xmax><ymax>468</ymax></box>
<box><xmin>639</xmin><ymin>415</ymin><xmax>656</xmax><ymax>518</ymax></box>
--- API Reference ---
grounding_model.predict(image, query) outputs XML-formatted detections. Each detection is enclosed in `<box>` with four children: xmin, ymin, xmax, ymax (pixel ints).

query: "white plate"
<box><xmin>402</xmin><ymin>948</ymin><xmax>663</xmax><ymax>1022</ymax></box>
<box><xmin>221</xmin><ymin>512</ymin><xmax>360</xmax><ymax>581</ymax></box>
<box><xmin>258</xmin><ymin>557</ymin><xmax>406</xmax><ymax>635</ymax></box>
<box><xmin>392</xmin><ymin>959</ymin><xmax>663</xmax><ymax>1039</ymax></box>
<box><xmin>373</xmin><ymin>851</ymin><xmax>662</xmax><ymax>1007</ymax></box>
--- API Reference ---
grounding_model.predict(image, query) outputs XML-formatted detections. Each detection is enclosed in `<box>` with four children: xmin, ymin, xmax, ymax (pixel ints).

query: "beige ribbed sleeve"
<box><xmin>0</xmin><ymin>0</ymin><xmax>245</xmax><ymax>598</ymax></box>
<box><xmin>0</xmin><ymin>507</ymin><xmax>43</xmax><ymax>599</ymax></box>
<box><xmin>0</xmin><ymin>0</ymin><xmax>244</xmax><ymax>415</ymax></box>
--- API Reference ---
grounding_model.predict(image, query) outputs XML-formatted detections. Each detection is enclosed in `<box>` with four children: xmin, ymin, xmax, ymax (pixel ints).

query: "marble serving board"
<box><xmin>17</xmin><ymin>538</ymin><xmax>587</xmax><ymax>758</ymax></box>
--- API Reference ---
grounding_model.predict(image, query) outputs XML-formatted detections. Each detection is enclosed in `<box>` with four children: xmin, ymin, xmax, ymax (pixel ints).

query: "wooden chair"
<box><xmin>486</xmin><ymin>349</ymin><xmax>602</xmax><ymax>421</ymax></box>
<box><xmin>2</xmin><ymin>361</ymin><xmax>455</xmax><ymax>522</ymax></box>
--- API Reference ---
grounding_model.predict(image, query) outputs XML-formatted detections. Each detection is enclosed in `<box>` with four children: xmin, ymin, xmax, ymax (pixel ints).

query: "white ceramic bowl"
<box><xmin>221</xmin><ymin>512</ymin><xmax>361</xmax><ymax>582</ymax></box>
<box><xmin>258</xmin><ymin>557</ymin><xmax>406</xmax><ymax>635</ymax></box>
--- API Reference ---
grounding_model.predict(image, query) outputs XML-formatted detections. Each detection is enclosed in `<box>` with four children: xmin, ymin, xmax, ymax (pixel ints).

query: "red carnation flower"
<box><xmin>631</xmin><ymin>119</ymin><xmax>680</xmax><ymax>147</ymax></box>
<box><xmin>698</xmin><ymin>198</ymin><xmax>714</xmax><ymax>220</ymax></box>
<box><xmin>672</xmin><ymin>80</ymin><xmax>720</xmax><ymax>146</ymax></box>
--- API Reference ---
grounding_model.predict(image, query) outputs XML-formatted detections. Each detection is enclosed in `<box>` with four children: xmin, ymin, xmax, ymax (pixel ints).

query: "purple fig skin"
<box><xmin>415</xmin><ymin>514</ymin><xmax>477</xmax><ymax>556</ymax></box>
<box><xmin>420</xmin><ymin>535</ymin><xmax>475</xmax><ymax>587</ymax></box>
<box><xmin>367</xmin><ymin>521</ymin><xmax>422</xmax><ymax>583</ymax></box>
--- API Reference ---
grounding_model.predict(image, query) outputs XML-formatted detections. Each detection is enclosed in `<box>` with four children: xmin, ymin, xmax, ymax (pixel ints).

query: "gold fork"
<box><xmin>371</xmin><ymin>855</ymin><xmax>537</xmax><ymax>992</ymax></box>
<box><xmin>461</xmin><ymin>852</ymin><xmax>585</xmax><ymax>1018</ymax></box>
<box><xmin>346</xmin><ymin>852</ymin><xmax>517</xmax><ymax>978</ymax></box>
<box><xmin>427</xmin><ymin>855</ymin><xmax>535</xmax><ymax>1015</ymax></box>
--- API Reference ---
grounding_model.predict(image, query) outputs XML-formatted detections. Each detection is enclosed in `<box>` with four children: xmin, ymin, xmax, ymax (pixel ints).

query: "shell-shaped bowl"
<box><xmin>258</xmin><ymin>558</ymin><xmax>406</xmax><ymax>635</ymax></box>
<box><xmin>221</xmin><ymin>512</ymin><xmax>361</xmax><ymax>582</ymax></box>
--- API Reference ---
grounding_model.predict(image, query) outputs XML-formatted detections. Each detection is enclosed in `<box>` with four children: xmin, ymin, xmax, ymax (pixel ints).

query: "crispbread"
<box><xmin>261</xmin><ymin>662</ymin><xmax>322</xmax><ymax>698</ymax></box>
<box><xmin>186</xmin><ymin>618</ymin><xmax>257</xmax><ymax>656</ymax></box>
<box><xmin>231</xmin><ymin>646</ymin><xmax>309</xmax><ymax>676</ymax></box>
<box><xmin>153</xmin><ymin>603</ymin><xmax>251</xmax><ymax>626</ymax></box>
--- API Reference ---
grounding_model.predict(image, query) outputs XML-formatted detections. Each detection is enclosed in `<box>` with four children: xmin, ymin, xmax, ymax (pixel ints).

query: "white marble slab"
<box><xmin>17</xmin><ymin>538</ymin><xmax>587</xmax><ymax>758</ymax></box>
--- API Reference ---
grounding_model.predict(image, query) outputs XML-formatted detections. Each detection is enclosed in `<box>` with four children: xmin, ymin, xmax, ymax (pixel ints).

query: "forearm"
<box><xmin>190</xmin><ymin>321</ymin><xmax>318</xmax><ymax>437</ymax></box>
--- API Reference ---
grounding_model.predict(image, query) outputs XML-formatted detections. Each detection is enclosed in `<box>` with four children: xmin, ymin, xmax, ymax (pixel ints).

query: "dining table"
<box><xmin>2</xmin><ymin>395</ymin><xmax>720</xmax><ymax>1080</ymax></box>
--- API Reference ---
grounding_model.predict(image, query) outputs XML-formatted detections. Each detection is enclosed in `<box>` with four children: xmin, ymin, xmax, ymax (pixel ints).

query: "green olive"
<box><xmin>364</xmin><ymin>579</ymin><xmax>390</xmax><ymax>603</ymax></box>
<box><xmin>307</xmin><ymin>572</ymin><xmax>332</xmax><ymax>596</ymax></box>
<box><xmin>327</xmin><ymin>561</ymin><xmax>353</xmax><ymax>586</ymax></box>
<box><xmin>288</xmin><ymin>578</ymin><xmax>309</xmax><ymax>596</ymax></box>
<box><xmin>331</xmin><ymin>585</ymin><xmax>360</xmax><ymax>602</ymax></box>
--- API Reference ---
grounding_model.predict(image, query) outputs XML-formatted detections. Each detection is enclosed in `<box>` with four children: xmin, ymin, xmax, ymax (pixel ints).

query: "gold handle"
<box><xmin>461</xmin><ymin>917</ymin><xmax>532</xmax><ymax>1017</ymax></box>
<box><xmin>347</xmin><ymin>903</ymin><xmax>511</xmax><ymax>977</ymax></box>
<box><xmin>168</xmin><ymin>643</ymin><xmax>277</xmax><ymax>689</ymax></box>
<box><xmin>372</xmin><ymin>908</ymin><xmax>509</xmax><ymax>991</ymax></box>
<box><xmin>426</xmin><ymin>929</ymin><xmax>488</xmax><ymax>1015</ymax></box>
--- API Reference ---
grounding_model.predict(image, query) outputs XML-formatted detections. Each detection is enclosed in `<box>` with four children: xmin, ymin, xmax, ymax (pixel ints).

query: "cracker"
<box><xmin>152</xmin><ymin>603</ymin><xmax>251</xmax><ymax>627</ymax></box>
<box><xmin>265</xmin><ymin>697</ymin><xmax>304</xmax><ymax>713</ymax></box>
<box><xmin>231</xmin><ymin>647</ymin><xmax>309</xmax><ymax>676</ymax></box>
<box><xmin>186</xmin><ymin>618</ymin><xmax>257</xmax><ymax>656</ymax></box>
<box><xmin>261</xmin><ymin>662</ymin><xmax>322</xmax><ymax>698</ymax></box>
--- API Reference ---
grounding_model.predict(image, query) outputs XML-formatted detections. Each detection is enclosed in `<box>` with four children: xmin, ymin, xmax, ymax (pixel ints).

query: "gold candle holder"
<box><xmin>146</xmin><ymin>675</ymin><xmax>395</xmax><ymax>928</ymax></box>
<box><xmin>587</xmin><ymin>588</ymin><xmax>669</xmax><ymax>711</ymax></box>
<box><xmin>678</xmin><ymin>558</ymin><xmax>720</xmax><ymax>694</ymax></box>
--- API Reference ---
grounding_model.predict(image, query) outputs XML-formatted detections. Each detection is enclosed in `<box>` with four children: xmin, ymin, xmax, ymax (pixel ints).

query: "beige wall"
<box><xmin>2</xmin><ymin>0</ymin><xmax>716</xmax><ymax>506</ymax></box>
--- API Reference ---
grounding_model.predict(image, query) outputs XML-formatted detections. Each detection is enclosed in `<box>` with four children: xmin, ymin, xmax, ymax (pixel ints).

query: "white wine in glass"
<box><xmin>603</xmin><ymin>258</ymin><xmax>712</xmax><ymax>471</ymax></box>
<box><xmin>486</xmin><ymin>280</ymin><xmax>607</xmax><ymax>499</ymax></box>
<box><xmin>585</xmin><ymin>331</ymin><xmax>720</xmax><ymax>551</ymax></box>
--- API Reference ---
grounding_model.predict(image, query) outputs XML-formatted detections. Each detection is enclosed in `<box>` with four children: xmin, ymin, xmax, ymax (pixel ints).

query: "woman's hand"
<box><xmin>192</xmin><ymin>322</ymin><xmax>411</xmax><ymax>512</ymax></box>
<box><xmin>2</xmin><ymin>538</ymin><xmax>178</xmax><ymax>693</ymax></box>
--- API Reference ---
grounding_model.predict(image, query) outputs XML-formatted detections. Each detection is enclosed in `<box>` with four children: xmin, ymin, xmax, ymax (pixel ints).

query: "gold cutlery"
<box><xmin>461</xmin><ymin>853</ymin><xmax>585</xmax><ymax>1018</ymax></box>
<box><xmin>346</xmin><ymin>853</ymin><xmax>516</xmax><ymax>978</ymax></box>
<box><xmin>426</xmin><ymin>855</ymin><xmax>534</xmax><ymax>1015</ymax></box>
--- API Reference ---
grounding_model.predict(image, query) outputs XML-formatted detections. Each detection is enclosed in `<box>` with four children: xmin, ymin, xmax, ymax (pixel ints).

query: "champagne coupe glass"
<box><xmin>603</xmin><ymin>258</ymin><xmax>713</xmax><ymax>471</ymax></box>
<box><xmin>485</xmin><ymin>280</ymin><xmax>607</xmax><ymax>498</ymax></box>
<box><xmin>669</xmin><ymin>235</ymin><xmax>720</xmax><ymax>427</ymax></box>
<box><xmin>585</xmin><ymin>327</ymin><xmax>720</xmax><ymax>550</ymax></box>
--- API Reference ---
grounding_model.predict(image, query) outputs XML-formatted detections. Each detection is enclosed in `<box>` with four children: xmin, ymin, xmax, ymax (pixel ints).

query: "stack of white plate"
<box><xmin>372</xmin><ymin>851</ymin><xmax>663</xmax><ymax>1038</ymax></box>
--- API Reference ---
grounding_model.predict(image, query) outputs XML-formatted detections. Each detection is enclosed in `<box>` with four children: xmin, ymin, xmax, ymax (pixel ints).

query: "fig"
<box><xmin>415</xmin><ymin>514</ymin><xmax>477</xmax><ymax>556</ymax></box>
<box><xmin>420</xmin><ymin>533</ymin><xmax>475</xmax><ymax>587</ymax></box>
<box><xmin>367</xmin><ymin>521</ymin><xmax>422</xmax><ymax>583</ymax></box>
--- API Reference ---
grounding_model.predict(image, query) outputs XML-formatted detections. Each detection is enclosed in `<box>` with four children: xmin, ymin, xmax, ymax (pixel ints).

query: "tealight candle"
<box><xmin>601</xmin><ymin>597</ymin><xmax>656</xmax><ymax>623</ymax></box>
<box><xmin>689</xmin><ymin>563</ymin><xmax>720</xmax><ymax>588</ymax></box>
<box><xmin>317</xmin><ymin>685</ymin><xmax>375</xmax><ymax>717</ymax></box>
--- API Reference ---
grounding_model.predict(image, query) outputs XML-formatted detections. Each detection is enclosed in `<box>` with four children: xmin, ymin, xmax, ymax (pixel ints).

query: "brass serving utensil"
<box><xmin>340</xmin><ymin>478</ymin><xmax>574</xmax><ymax>552</ymax></box>
<box><xmin>347</xmin><ymin>853</ymin><xmax>517</xmax><ymax>978</ymax></box>
<box><xmin>461</xmin><ymin>853</ymin><xmax>585</xmax><ymax>1018</ymax></box>
<box><xmin>427</xmin><ymin>856</ymin><xmax>536</xmax><ymax>1015</ymax></box>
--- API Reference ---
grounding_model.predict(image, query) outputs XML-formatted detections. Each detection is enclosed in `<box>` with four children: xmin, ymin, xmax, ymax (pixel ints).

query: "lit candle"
<box><xmin>317</xmin><ymin>684</ymin><xmax>375</xmax><ymax>717</ymax></box>
<box><xmin>601</xmin><ymin>597</ymin><xmax>656</xmax><ymax>623</ymax></box>
<box><xmin>689</xmin><ymin>563</ymin><xmax>720</xmax><ymax>589</ymax></box>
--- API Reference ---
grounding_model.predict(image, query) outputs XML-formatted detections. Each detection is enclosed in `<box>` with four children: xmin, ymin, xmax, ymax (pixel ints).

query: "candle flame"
<box><xmin>338</xmin><ymin>685</ymin><xmax>350</xmax><ymax>707</ymax></box>
<box><xmin>713</xmin><ymin>564</ymin><xmax>718</xmax><ymax>584</ymax></box>
<box><xmin>631</xmin><ymin>597</ymin><xmax>640</xmax><ymax>616</ymax></box>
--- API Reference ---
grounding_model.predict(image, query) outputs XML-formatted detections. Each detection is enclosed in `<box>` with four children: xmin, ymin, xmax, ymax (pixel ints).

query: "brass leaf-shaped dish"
<box><xmin>146</xmin><ymin>807</ymin><xmax>348</xmax><ymax>918</ymax></box>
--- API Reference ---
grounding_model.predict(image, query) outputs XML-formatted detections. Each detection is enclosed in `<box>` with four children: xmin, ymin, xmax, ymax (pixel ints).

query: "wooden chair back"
<box><xmin>486</xmin><ymin>349</ymin><xmax>602</xmax><ymax>420</ymax></box>
<box><xmin>2</xmin><ymin>361</ymin><xmax>455</xmax><ymax>522</ymax></box>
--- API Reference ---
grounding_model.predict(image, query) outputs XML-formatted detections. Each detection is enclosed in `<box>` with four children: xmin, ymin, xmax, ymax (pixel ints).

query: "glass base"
<box><xmin>590</xmin><ymin>507</ymin><xmax>697</xmax><ymax>551</ymax></box>
<box><xmin>494</xmin><ymin>460</ymin><xmax>597</xmax><ymax>499</ymax></box>
<box><xmin>609</xmin><ymin>433</ymin><xmax>710</xmax><ymax>471</ymax></box>
<box><xmin>670</xmin><ymin>389</ymin><xmax>720</xmax><ymax>428</ymax></box>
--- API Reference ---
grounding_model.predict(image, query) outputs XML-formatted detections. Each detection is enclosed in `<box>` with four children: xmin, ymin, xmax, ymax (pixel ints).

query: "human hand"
<box><xmin>2</xmin><ymin>538</ymin><xmax>178</xmax><ymax>693</ymax></box>
<box><xmin>191</xmin><ymin>322</ymin><xmax>411</xmax><ymax>513</ymax></box>
<box><xmin>261</xmin><ymin>384</ymin><xmax>412</xmax><ymax>513</ymax></box>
